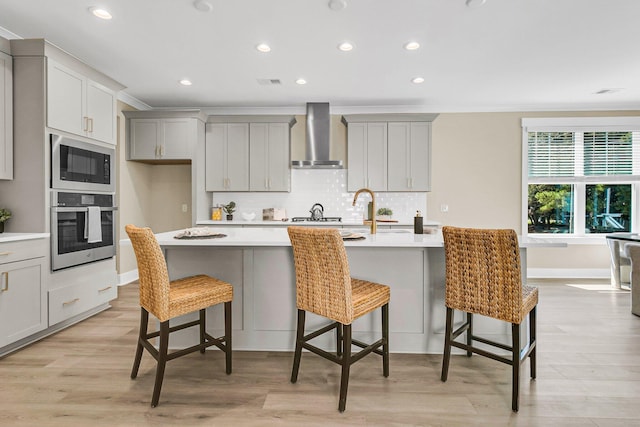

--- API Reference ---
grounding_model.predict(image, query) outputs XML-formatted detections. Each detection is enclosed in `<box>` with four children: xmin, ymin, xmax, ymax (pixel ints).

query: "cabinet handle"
<box><xmin>63</xmin><ymin>298</ymin><xmax>80</xmax><ymax>306</ymax></box>
<box><xmin>268</xmin><ymin>178</ymin><xmax>272</xmax><ymax>189</ymax></box>
<box><xmin>98</xmin><ymin>286</ymin><xmax>112</xmax><ymax>293</ymax></box>
<box><xmin>0</xmin><ymin>251</ymin><xmax>12</xmax><ymax>256</ymax></box>
<box><xmin>88</xmin><ymin>117</ymin><xmax>94</xmax><ymax>133</ymax></box>
<box><xmin>83</xmin><ymin>116</ymin><xmax>88</xmax><ymax>132</ymax></box>
<box><xmin>1</xmin><ymin>272</ymin><xmax>8</xmax><ymax>292</ymax></box>
<box><xmin>160</xmin><ymin>145</ymin><xmax>165</xmax><ymax>157</ymax></box>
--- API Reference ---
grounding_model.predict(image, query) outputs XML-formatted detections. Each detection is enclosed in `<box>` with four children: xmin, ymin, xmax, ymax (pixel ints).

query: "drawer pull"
<box><xmin>98</xmin><ymin>286</ymin><xmax>112</xmax><ymax>293</ymax></box>
<box><xmin>62</xmin><ymin>298</ymin><xmax>80</xmax><ymax>306</ymax></box>
<box><xmin>1</xmin><ymin>272</ymin><xmax>8</xmax><ymax>292</ymax></box>
<box><xmin>0</xmin><ymin>251</ymin><xmax>13</xmax><ymax>256</ymax></box>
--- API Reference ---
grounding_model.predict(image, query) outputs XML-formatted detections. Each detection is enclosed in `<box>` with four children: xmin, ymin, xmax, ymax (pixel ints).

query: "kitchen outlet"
<box><xmin>440</xmin><ymin>204</ymin><xmax>449</xmax><ymax>213</ymax></box>
<box><xmin>181</xmin><ymin>204</ymin><xmax>188</xmax><ymax>213</ymax></box>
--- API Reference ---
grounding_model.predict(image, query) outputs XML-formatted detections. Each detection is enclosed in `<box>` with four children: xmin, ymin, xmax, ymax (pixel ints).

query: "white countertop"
<box><xmin>0</xmin><ymin>232</ymin><xmax>49</xmax><ymax>243</ymax></box>
<box><xmin>196</xmin><ymin>219</ymin><xmax>440</xmax><ymax>227</ymax></box>
<box><xmin>147</xmin><ymin>227</ymin><xmax>565</xmax><ymax>249</ymax></box>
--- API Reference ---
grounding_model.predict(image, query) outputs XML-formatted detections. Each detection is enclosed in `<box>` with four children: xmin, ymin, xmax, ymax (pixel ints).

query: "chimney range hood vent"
<box><xmin>291</xmin><ymin>102</ymin><xmax>343</xmax><ymax>169</ymax></box>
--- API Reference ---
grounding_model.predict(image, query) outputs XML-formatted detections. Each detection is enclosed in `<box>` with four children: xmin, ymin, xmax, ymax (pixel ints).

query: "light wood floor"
<box><xmin>0</xmin><ymin>279</ymin><xmax>639</xmax><ymax>426</ymax></box>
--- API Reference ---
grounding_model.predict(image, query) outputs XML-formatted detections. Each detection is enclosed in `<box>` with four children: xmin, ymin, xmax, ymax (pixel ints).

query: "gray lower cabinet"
<box><xmin>0</xmin><ymin>239</ymin><xmax>47</xmax><ymax>347</ymax></box>
<box><xmin>0</xmin><ymin>51</ymin><xmax>12</xmax><ymax>180</ymax></box>
<box><xmin>47</xmin><ymin>259</ymin><xmax>118</xmax><ymax>326</ymax></box>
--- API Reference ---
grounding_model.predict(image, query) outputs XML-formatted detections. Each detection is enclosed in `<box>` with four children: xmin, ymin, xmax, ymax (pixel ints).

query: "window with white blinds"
<box><xmin>522</xmin><ymin>117</ymin><xmax>640</xmax><ymax>236</ymax></box>
<box><xmin>528</xmin><ymin>132</ymin><xmax>575</xmax><ymax>178</ymax></box>
<box><xmin>528</xmin><ymin>130</ymin><xmax>640</xmax><ymax>182</ymax></box>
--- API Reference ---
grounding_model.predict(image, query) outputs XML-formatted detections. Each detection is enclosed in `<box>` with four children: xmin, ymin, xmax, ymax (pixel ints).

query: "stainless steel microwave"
<box><xmin>51</xmin><ymin>134</ymin><xmax>115</xmax><ymax>193</ymax></box>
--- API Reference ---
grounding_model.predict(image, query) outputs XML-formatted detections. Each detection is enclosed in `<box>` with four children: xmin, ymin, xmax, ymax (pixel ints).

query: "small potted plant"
<box><xmin>376</xmin><ymin>207</ymin><xmax>393</xmax><ymax>221</ymax></box>
<box><xmin>223</xmin><ymin>201</ymin><xmax>236</xmax><ymax>221</ymax></box>
<box><xmin>0</xmin><ymin>208</ymin><xmax>11</xmax><ymax>233</ymax></box>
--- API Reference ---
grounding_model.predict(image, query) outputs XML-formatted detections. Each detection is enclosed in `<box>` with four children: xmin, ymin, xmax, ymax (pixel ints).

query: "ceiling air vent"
<box><xmin>257</xmin><ymin>78</ymin><xmax>281</xmax><ymax>85</ymax></box>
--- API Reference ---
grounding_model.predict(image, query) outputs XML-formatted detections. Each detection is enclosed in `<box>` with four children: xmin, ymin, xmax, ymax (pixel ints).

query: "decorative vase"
<box><xmin>226</xmin><ymin>214</ymin><xmax>233</xmax><ymax>221</ymax></box>
<box><xmin>0</xmin><ymin>222</ymin><xmax>4</xmax><ymax>233</ymax></box>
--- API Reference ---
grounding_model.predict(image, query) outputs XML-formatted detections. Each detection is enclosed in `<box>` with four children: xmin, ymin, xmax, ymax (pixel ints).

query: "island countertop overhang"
<box><xmin>138</xmin><ymin>227</ymin><xmax>564</xmax><ymax>249</ymax></box>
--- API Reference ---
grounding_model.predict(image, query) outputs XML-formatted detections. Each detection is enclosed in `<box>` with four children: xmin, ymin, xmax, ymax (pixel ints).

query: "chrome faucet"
<box><xmin>352</xmin><ymin>188</ymin><xmax>376</xmax><ymax>234</ymax></box>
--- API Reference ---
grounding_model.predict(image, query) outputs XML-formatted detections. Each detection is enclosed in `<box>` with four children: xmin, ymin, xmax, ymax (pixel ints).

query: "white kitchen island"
<box><xmin>149</xmin><ymin>227</ymin><xmax>561</xmax><ymax>354</ymax></box>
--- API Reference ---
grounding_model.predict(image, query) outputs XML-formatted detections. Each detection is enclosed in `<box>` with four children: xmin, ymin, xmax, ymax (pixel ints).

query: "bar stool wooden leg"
<box><xmin>382</xmin><ymin>303</ymin><xmax>389</xmax><ymax>377</ymax></box>
<box><xmin>199</xmin><ymin>309</ymin><xmax>206</xmax><ymax>354</ymax></box>
<box><xmin>466</xmin><ymin>313</ymin><xmax>473</xmax><ymax>357</ymax></box>
<box><xmin>441</xmin><ymin>307</ymin><xmax>453</xmax><ymax>382</ymax></box>
<box><xmin>151</xmin><ymin>321</ymin><xmax>170</xmax><ymax>408</ymax></box>
<box><xmin>530</xmin><ymin>306</ymin><xmax>537</xmax><ymax>379</ymax></box>
<box><xmin>336</xmin><ymin>323</ymin><xmax>343</xmax><ymax>357</ymax></box>
<box><xmin>291</xmin><ymin>309</ymin><xmax>305</xmax><ymax>383</ymax></box>
<box><xmin>224</xmin><ymin>301</ymin><xmax>232</xmax><ymax>374</ymax></box>
<box><xmin>511</xmin><ymin>322</ymin><xmax>520</xmax><ymax>412</ymax></box>
<box><xmin>338</xmin><ymin>324</ymin><xmax>352</xmax><ymax>412</ymax></box>
<box><xmin>131</xmin><ymin>308</ymin><xmax>148</xmax><ymax>379</ymax></box>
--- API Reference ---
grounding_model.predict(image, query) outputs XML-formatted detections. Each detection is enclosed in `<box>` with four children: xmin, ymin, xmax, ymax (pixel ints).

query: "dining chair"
<box><xmin>125</xmin><ymin>224</ymin><xmax>233</xmax><ymax>407</ymax></box>
<box><xmin>287</xmin><ymin>226</ymin><xmax>390</xmax><ymax>412</ymax></box>
<box><xmin>440</xmin><ymin>226</ymin><xmax>537</xmax><ymax>412</ymax></box>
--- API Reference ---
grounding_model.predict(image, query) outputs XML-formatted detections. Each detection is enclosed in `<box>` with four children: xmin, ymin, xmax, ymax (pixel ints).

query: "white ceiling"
<box><xmin>0</xmin><ymin>0</ymin><xmax>639</xmax><ymax>113</ymax></box>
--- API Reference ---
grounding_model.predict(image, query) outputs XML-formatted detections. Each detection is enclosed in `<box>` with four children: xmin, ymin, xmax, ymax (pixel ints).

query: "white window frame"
<box><xmin>522</xmin><ymin>117</ymin><xmax>640</xmax><ymax>243</ymax></box>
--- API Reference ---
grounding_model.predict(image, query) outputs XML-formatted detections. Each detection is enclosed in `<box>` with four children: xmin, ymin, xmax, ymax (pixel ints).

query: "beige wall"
<box><xmin>428</xmin><ymin>110</ymin><xmax>640</xmax><ymax>273</ymax></box>
<box><xmin>115</xmin><ymin>104</ymin><xmax>640</xmax><ymax>277</ymax></box>
<box><xmin>116</xmin><ymin>102</ymin><xmax>192</xmax><ymax>276</ymax></box>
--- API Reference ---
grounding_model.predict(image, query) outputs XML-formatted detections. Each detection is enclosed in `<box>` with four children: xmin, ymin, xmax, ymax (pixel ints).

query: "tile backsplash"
<box><xmin>210</xmin><ymin>170</ymin><xmax>427</xmax><ymax>223</ymax></box>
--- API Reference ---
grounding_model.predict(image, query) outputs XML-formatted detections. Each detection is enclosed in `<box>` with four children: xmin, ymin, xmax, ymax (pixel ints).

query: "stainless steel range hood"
<box><xmin>291</xmin><ymin>102</ymin><xmax>343</xmax><ymax>169</ymax></box>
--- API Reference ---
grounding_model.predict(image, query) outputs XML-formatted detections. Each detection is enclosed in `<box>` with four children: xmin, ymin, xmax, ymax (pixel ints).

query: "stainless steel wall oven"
<box><xmin>50</xmin><ymin>191</ymin><xmax>117</xmax><ymax>271</ymax></box>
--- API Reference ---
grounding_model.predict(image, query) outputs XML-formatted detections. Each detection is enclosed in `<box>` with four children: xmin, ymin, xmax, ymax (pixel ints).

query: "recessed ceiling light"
<box><xmin>193</xmin><ymin>0</ymin><xmax>213</xmax><ymax>12</ymax></box>
<box><xmin>404</xmin><ymin>41</ymin><xmax>420</xmax><ymax>51</ymax></box>
<box><xmin>256</xmin><ymin>43</ymin><xmax>271</xmax><ymax>53</ymax></box>
<box><xmin>338</xmin><ymin>42</ymin><xmax>354</xmax><ymax>52</ymax></box>
<box><xmin>89</xmin><ymin>7</ymin><xmax>112</xmax><ymax>20</ymax></box>
<box><xmin>412</xmin><ymin>77</ymin><xmax>425</xmax><ymax>84</ymax></box>
<box><xmin>295</xmin><ymin>78</ymin><xmax>307</xmax><ymax>85</ymax></box>
<box><xmin>328</xmin><ymin>0</ymin><xmax>347</xmax><ymax>11</ymax></box>
<box><xmin>179</xmin><ymin>79</ymin><xmax>193</xmax><ymax>86</ymax></box>
<box><xmin>465</xmin><ymin>0</ymin><xmax>486</xmax><ymax>8</ymax></box>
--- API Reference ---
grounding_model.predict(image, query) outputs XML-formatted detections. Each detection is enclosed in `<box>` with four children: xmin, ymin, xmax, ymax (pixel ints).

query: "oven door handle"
<box><xmin>51</xmin><ymin>206</ymin><xmax>119</xmax><ymax>213</ymax></box>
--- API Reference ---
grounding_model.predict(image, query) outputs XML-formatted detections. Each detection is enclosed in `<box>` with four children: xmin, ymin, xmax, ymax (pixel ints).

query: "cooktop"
<box><xmin>291</xmin><ymin>217</ymin><xmax>342</xmax><ymax>222</ymax></box>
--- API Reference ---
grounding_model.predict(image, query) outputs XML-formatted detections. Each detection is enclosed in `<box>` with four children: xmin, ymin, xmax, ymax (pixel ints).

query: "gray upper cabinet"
<box><xmin>127</xmin><ymin>116</ymin><xmax>199</xmax><ymax>161</ymax></box>
<box><xmin>205</xmin><ymin>123</ymin><xmax>250</xmax><ymax>191</ymax></box>
<box><xmin>387</xmin><ymin>122</ymin><xmax>431</xmax><ymax>191</ymax></box>
<box><xmin>206</xmin><ymin>116</ymin><xmax>296</xmax><ymax>192</ymax></box>
<box><xmin>343</xmin><ymin>114</ymin><xmax>438</xmax><ymax>192</ymax></box>
<box><xmin>249</xmin><ymin>122</ymin><xmax>291</xmax><ymax>192</ymax></box>
<box><xmin>346</xmin><ymin>122</ymin><xmax>388</xmax><ymax>192</ymax></box>
<box><xmin>47</xmin><ymin>60</ymin><xmax>117</xmax><ymax>144</ymax></box>
<box><xmin>0</xmin><ymin>51</ymin><xmax>12</xmax><ymax>180</ymax></box>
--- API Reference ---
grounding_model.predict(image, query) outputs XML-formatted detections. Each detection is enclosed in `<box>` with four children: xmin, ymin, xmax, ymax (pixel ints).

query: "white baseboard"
<box><xmin>118</xmin><ymin>269</ymin><xmax>139</xmax><ymax>286</ymax></box>
<box><xmin>527</xmin><ymin>268</ymin><xmax>610</xmax><ymax>279</ymax></box>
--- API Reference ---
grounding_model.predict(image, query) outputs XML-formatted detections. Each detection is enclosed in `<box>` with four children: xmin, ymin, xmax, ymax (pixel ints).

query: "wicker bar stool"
<box><xmin>287</xmin><ymin>226</ymin><xmax>390</xmax><ymax>412</ymax></box>
<box><xmin>440</xmin><ymin>226</ymin><xmax>537</xmax><ymax>412</ymax></box>
<box><xmin>125</xmin><ymin>224</ymin><xmax>233</xmax><ymax>407</ymax></box>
